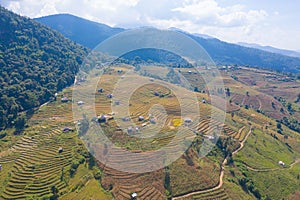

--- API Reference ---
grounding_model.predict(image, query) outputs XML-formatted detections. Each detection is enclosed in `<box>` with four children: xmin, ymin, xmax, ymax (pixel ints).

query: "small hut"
<box><xmin>58</xmin><ymin>147</ymin><xmax>63</xmax><ymax>153</ymax></box>
<box><xmin>63</xmin><ymin>127</ymin><xmax>72</xmax><ymax>132</ymax></box>
<box><xmin>114</xmin><ymin>101</ymin><xmax>120</xmax><ymax>106</ymax></box>
<box><xmin>77</xmin><ymin>101</ymin><xmax>85</xmax><ymax>106</ymax></box>
<box><xmin>106</xmin><ymin>94</ymin><xmax>113</xmax><ymax>99</ymax></box>
<box><xmin>278</xmin><ymin>161</ymin><xmax>285</xmax><ymax>166</ymax></box>
<box><xmin>61</xmin><ymin>97</ymin><xmax>69</xmax><ymax>103</ymax></box>
<box><xmin>131</xmin><ymin>192</ymin><xmax>137</xmax><ymax>200</ymax></box>
<box><xmin>184</xmin><ymin>118</ymin><xmax>193</xmax><ymax>123</ymax></box>
<box><xmin>98</xmin><ymin>88</ymin><xmax>104</xmax><ymax>93</ymax></box>
<box><xmin>122</xmin><ymin>117</ymin><xmax>130</xmax><ymax>122</ymax></box>
<box><xmin>154</xmin><ymin>92</ymin><xmax>160</xmax><ymax>97</ymax></box>
<box><xmin>142</xmin><ymin>123</ymin><xmax>147</xmax><ymax>127</ymax></box>
<box><xmin>127</xmin><ymin>127</ymin><xmax>133</xmax><ymax>134</ymax></box>
<box><xmin>138</xmin><ymin>116</ymin><xmax>145</xmax><ymax>121</ymax></box>
<box><xmin>150</xmin><ymin>118</ymin><xmax>156</xmax><ymax>124</ymax></box>
<box><xmin>0</xmin><ymin>164</ymin><xmax>2</xmax><ymax>171</ymax></box>
<box><xmin>98</xmin><ymin>115</ymin><xmax>107</xmax><ymax>123</ymax></box>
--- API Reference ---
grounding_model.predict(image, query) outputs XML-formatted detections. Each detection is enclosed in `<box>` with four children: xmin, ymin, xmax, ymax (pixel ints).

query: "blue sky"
<box><xmin>1</xmin><ymin>0</ymin><xmax>299</xmax><ymax>51</ymax></box>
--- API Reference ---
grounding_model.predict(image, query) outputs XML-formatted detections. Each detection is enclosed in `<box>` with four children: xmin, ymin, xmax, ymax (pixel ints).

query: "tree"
<box><xmin>50</xmin><ymin>185</ymin><xmax>59</xmax><ymax>200</ymax></box>
<box><xmin>271</xmin><ymin>102</ymin><xmax>276</xmax><ymax>109</ymax></box>
<box><xmin>164</xmin><ymin>167</ymin><xmax>172</xmax><ymax>198</ymax></box>
<box><xmin>0</xmin><ymin>6</ymin><xmax>87</xmax><ymax>131</ymax></box>
<box><xmin>277</xmin><ymin>123</ymin><xmax>282</xmax><ymax>130</ymax></box>
<box><xmin>14</xmin><ymin>113</ymin><xmax>26</xmax><ymax>133</ymax></box>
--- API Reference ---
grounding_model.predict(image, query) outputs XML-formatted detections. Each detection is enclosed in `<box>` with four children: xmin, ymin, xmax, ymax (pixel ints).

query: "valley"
<box><xmin>0</xmin><ymin>5</ymin><xmax>300</xmax><ymax>200</ymax></box>
<box><xmin>0</xmin><ymin>64</ymin><xmax>299</xmax><ymax>199</ymax></box>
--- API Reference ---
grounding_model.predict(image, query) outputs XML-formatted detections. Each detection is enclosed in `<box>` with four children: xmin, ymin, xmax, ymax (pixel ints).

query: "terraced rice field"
<box><xmin>191</xmin><ymin>188</ymin><xmax>230</xmax><ymax>200</ymax></box>
<box><xmin>0</xmin><ymin>127</ymin><xmax>77</xmax><ymax>199</ymax></box>
<box><xmin>89</xmin><ymin>71</ymin><xmax>239</xmax><ymax>199</ymax></box>
<box><xmin>100</xmin><ymin>165</ymin><xmax>166</xmax><ymax>200</ymax></box>
<box><xmin>0</xmin><ymin>68</ymin><xmax>249</xmax><ymax>200</ymax></box>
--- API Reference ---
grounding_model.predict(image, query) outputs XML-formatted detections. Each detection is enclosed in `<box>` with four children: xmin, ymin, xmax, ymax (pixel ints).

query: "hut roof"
<box><xmin>77</xmin><ymin>101</ymin><xmax>85</xmax><ymax>105</ymax></box>
<box><xmin>184</xmin><ymin>118</ymin><xmax>192</xmax><ymax>123</ymax></box>
<box><xmin>61</xmin><ymin>97</ymin><xmax>69</xmax><ymax>102</ymax></box>
<box><xmin>132</xmin><ymin>193</ymin><xmax>137</xmax><ymax>198</ymax></box>
<box><xmin>138</xmin><ymin>116</ymin><xmax>145</xmax><ymax>121</ymax></box>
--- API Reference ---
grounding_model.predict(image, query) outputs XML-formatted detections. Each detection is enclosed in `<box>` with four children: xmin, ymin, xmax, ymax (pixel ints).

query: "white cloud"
<box><xmin>172</xmin><ymin>0</ymin><xmax>267</xmax><ymax>27</ymax></box>
<box><xmin>0</xmin><ymin>0</ymin><xmax>299</xmax><ymax>50</ymax></box>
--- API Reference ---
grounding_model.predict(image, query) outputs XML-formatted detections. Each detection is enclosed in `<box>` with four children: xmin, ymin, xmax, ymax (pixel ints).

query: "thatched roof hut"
<box><xmin>58</xmin><ymin>147</ymin><xmax>63</xmax><ymax>153</ymax></box>
<box><xmin>98</xmin><ymin>115</ymin><xmax>107</xmax><ymax>123</ymax></box>
<box><xmin>61</xmin><ymin>97</ymin><xmax>69</xmax><ymax>103</ymax></box>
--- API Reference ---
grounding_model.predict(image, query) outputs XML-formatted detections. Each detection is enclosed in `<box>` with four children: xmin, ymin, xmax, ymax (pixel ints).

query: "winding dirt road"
<box><xmin>173</xmin><ymin>126</ymin><xmax>251</xmax><ymax>200</ymax></box>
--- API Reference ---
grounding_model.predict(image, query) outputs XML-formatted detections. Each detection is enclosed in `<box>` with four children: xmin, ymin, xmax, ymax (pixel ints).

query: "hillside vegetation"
<box><xmin>0</xmin><ymin>6</ymin><xmax>88</xmax><ymax>130</ymax></box>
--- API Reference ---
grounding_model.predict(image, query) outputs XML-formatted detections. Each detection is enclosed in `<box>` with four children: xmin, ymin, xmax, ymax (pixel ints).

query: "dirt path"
<box><xmin>233</xmin><ymin>126</ymin><xmax>252</xmax><ymax>155</ymax></box>
<box><xmin>236</xmin><ymin>126</ymin><xmax>245</xmax><ymax>141</ymax></box>
<box><xmin>290</xmin><ymin>159</ymin><xmax>300</xmax><ymax>168</ymax></box>
<box><xmin>244</xmin><ymin>158</ymin><xmax>300</xmax><ymax>172</ymax></box>
<box><xmin>172</xmin><ymin>126</ymin><xmax>251</xmax><ymax>200</ymax></box>
<box><xmin>171</xmin><ymin>125</ymin><xmax>298</xmax><ymax>200</ymax></box>
<box><xmin>242</xmin><ymin>96</ymin><xmax>246</xmax><ymax>105</ymax></box>
<box><xmin>257</xmin><ymin>98</ymin><xmax>262</xmax><ymax>110</ymax></box>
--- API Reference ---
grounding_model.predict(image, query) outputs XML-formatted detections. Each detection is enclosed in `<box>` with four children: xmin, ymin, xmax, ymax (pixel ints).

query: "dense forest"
<box><xmin>0</xmin><ymin>6</ymin><xmax>88</xmax><ymax>130</ymax></box>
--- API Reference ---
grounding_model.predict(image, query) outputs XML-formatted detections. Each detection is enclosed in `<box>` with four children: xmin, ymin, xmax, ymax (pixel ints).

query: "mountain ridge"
<box><xmin>35</xmin><ymin>13</ymin><xmax>125</xmax><ymax>49</ymax></box>
<box><xmin>238</xmin><ymin>42</ymin><xmax>300</xmax><ymax>58</ymax></box>
<box><xmin>35</xmin><ymin>13</ymin><xmax>300</xmax><ymax>73</ymax></box>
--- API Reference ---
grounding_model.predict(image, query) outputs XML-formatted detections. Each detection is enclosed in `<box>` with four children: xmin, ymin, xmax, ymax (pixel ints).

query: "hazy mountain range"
<box><xmin>35</xmin><ymin>14</ymin><xmax>300</xmax><ymax>73</ymax></box>
<box><xmin>238</xmin><ymin>42</ymin><xmax>300</xmax><ymax>58</ymax></box>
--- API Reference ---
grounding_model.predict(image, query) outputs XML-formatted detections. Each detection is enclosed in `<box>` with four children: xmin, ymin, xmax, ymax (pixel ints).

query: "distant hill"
<box><xmin>35</xmin><ymin>14</ymin><xmax>124</xmax><ymax>49</ymax></box>
<box><xmin>238</xmin><ymin>42</ymin><xmax>300</xmax><ymax>58</ymax></box>
<box><xmin>186</xmin><ymin>34</ymin><xmax>300</xmax><ymax>73</ymax></box>
<box><xmin>0</xmin><ymin>7</ymin><xmax>87</xmax><ymax>130</ymax></box>
<box><xmin>36</xmin><ymin>14</ymin><xmax>300</xmax><ymax>73</ymax></box>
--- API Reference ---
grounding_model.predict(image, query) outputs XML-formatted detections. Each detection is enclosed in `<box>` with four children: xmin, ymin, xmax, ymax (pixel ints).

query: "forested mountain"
<box><xmin>35</xmin><ymin>14</ymin><xmax>124</xmax><ymax>49</ymax></box>
<box><xmin>36</xmin><ymin>14</ymin><xmax>300</xmax><ymax>73</ymax></box>
<box><xmin>0</xmin><ymin>6</ymin><xmax>88</xmax><ymax>130</ymax></box>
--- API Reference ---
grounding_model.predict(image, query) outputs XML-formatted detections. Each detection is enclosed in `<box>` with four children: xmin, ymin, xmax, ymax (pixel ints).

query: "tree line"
<box><xmin>0</xmin><ymin>6</ymin><xmax>88</xmax><ymax>130</ymax></box>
